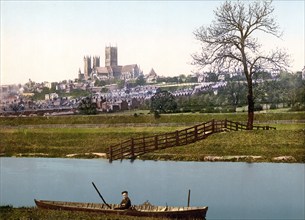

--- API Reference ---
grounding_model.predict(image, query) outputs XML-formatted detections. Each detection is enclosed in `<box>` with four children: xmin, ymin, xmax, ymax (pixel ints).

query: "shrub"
<box><xmin>289</xmin><ymin>104</ymin><xmax>305</xmax><ymax>112</ymax></box>
<box><xmin>254</xmin><ymin>104</ymin><xmax>263</xmax><ymax>111</ymax></box>
<box><xmin>270</xmin><ymin>103</ymin><xmax>277</xmax><ymax>109</ymax></box>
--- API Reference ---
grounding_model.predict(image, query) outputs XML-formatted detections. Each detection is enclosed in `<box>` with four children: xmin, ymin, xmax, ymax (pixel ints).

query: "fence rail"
<box><xmin>108</xmin><ymin>119</ymin><xmax>275</xmax><ymax>162</ymax></box>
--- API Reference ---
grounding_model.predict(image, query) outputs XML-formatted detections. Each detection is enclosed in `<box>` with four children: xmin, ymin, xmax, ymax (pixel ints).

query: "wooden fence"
<box><xmin>108</xmin><ymin>119</ymin><xmax>275</xmax><ymax>162</ymax></box>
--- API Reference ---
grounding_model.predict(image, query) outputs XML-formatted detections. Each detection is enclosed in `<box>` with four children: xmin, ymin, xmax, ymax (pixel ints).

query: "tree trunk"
<box><xmin>247</xmin><ymin>80</ymin><xmax>254</xmax><ymax>130</ymax></box>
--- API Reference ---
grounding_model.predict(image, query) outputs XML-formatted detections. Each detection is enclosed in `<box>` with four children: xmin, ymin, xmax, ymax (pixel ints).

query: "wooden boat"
<box><xmin>34</xmin><ymin>199</ymin><xmax>208</xmax><ymax>219</ymax></box>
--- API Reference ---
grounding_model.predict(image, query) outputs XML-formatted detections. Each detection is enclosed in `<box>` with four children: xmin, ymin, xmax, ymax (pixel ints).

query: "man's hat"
<box><xmin>122</xmin><ymin>191</ymin><xmax>128</xmax><ymax>194</ymax></box>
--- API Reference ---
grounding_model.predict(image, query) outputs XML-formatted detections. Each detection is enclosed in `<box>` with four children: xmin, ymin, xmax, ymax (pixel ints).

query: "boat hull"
<box><xmin>34</xmin><ymin>199</ymin><xmax>208</xmax><ymax>219</ymax></box>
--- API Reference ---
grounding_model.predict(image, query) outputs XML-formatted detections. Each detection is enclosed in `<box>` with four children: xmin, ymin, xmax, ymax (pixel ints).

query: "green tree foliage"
<box><xmin>175</xmin><ymin>71</ymin><xmax>304</xmax><ymax>113</ymax></box>
<box><xmin>32</xmin><ymin>87</ymin><xmax>51</xmax><ymax>100</ymax></box>
<box><xmin>157</xmin><ymin>76</ymin><xmax>179</xmax><ymax>84</ymax></box>
<box><xmin>150</xmin><ymin>90</ymin><xmax>177</xmax><ymax>113</ymax></box>
<box><xmin>135</xmin><ymin>75</ymin><xmax>146</xmax><ymax>86</ymax></box>
<box><xmin>78</xmin><ymin>96</ymin><xmax>97</xmax><ymax>115</ymax></box>
<box><xmin>94</xmin><ymin>79</ymin><xmax>107</xmax><ymax>87</ymax></box>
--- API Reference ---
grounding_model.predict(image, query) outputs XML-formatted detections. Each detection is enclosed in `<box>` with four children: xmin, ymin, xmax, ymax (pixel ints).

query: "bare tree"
<box><xmin>192</xmin><ymin>0</ymin><xmax>289</xmax><ymax>129</ymax></box>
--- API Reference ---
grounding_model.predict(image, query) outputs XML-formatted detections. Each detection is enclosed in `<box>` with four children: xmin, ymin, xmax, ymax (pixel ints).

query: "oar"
<box><xmin>92</xmin><ymin>182</ymin><xmax>112</xmax><ymax>209</ymax></box>
<box><xmin>187</xmin><ymin>189</ymin><xmax>191</xmax><ymax>207</ymax></box>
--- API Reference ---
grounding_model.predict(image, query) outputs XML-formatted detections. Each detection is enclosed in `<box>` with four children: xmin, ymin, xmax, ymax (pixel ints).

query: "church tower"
<box><xmin>105</xmin><ymin>46</ymin><xmax>118</xmax><ymax>67</ymax></box>
<box><xmin>84</xmin><ymin>56</ymin><xmax>91</xmax><ymax>79</ymax></box>
<box><xmin>93</xmin><ymin>56</ymin><xmax>100</xmax><ymax>68</ymax></box>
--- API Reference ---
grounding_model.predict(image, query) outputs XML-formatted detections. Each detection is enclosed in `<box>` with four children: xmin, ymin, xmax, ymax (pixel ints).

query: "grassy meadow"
<box><xmin>0</xmin><ymin>111</ymin><xmax>304</xmax><ymax>162</ymax></box>
<box><xmin>1</xmin><ymin>110</ymin><xmax>304</xmax><ymax>126</ymax></box>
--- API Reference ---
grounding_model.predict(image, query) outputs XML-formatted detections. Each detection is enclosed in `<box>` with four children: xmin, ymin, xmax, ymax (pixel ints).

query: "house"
<box><xmin>145</xmin><ymin>68</ymin><xmax>158</xmax><ymax>83</ymax></box>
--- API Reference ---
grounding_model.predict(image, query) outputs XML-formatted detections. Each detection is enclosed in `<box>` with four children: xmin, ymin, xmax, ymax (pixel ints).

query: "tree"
<box><xmin>150</xmin><ymin>90</ymin><xmax>177</xmax><ymax>113</ymax></box>
<box><xmin>135</xmin><ymin>74</ymin><xmax>146</xmax><ymax>86</ymax></box>
<box><xmin>78</xmin><ymin>96</ymin><xmax>97</xmax><ymax>115</ymax></box>
<box><xmin>192</xmin><ymin>0</ymin><xmax>289</xmax><ymax>129</ymax></box>
<box><xmin>223</xmin><ymin>80</ymin><xmax>247</xmax><ymax>108</ymax></box>
<box><xmin>94</xmin><ymin>79</ymin><xmax>107</xmax><ymax>87</ymax></box>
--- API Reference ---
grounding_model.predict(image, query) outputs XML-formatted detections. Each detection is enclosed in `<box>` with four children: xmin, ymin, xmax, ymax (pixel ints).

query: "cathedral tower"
<box><xmin>93</xmin><ymin>56</ymin><xmax>100</xmax><ymax>69</ymax></box>
<box><xmin>105</xmin><ymin>46</ymin><xmax>118</xmax><ymax>67</ymax></box>
<box><xmin>84</xmin><ymin>56</ymin><xmax>91</xmax><ymax>79</ymax></box>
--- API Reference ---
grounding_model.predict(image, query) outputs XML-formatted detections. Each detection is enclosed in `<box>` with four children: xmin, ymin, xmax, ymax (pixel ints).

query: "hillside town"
<box><xmin>1</xmin><ymin>46</ymin><xmax>305</xmax><ymax>116</ymax></box>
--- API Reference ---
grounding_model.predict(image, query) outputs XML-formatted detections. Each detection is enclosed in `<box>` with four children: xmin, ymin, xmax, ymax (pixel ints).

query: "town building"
<box><xmin>145</xmin><ymin>68</ymin><xmax>158</xmax><ymax>83</ymax></box>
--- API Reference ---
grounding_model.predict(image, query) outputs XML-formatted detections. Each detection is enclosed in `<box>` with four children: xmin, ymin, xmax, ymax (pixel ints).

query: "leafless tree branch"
<box><xmin>192</xmin><ymin>0</ymin><xmax>290</xmax><ymax>129</ymax></box>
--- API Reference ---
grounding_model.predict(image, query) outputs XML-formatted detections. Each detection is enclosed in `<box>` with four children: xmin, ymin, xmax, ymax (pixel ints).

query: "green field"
<box><xmin>0</xmin><ymin>111</ymin><xmax>304</xmax><ymax>126</ymax></box>
<box><xmin>0</xmin><ymin>112</ymin><xmax>304</xmax><ymax>162</ymax></box>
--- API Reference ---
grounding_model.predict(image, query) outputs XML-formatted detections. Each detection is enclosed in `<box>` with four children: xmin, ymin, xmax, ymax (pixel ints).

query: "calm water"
<box><xmin>0</xmin><ymin>157</ymin><xmax>304</xmax><ymax>220</ymax></box>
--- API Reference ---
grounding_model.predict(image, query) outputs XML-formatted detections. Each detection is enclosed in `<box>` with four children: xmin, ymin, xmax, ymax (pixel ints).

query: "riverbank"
<box><xmin>1</xmin><ymin>112</ymin><xmax>304</xmax><ymax>163</ymax></box>
<box><xmin>1</xmin><ymin>128</ymin><xmax>304</xmax><ymax>163</ymax></box>
<box><xmin>0</xmin><ymin>206</ymin><xmax>162</xmax><ymax>220</ymax></box>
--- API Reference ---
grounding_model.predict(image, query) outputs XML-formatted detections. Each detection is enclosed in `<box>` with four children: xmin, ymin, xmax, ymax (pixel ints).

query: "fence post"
<box><xmin>224</xmin><ymin>119</ymin><xmax>227</xmax><ymax>129</ymax></box>
<box><xmin>143</xmin><ymin>136</ymin><xmax>146</xmax><ymax>153</ymax></box>
<box><xmin>175</xmin><ymin>130</ymin><xmax>179</xmax><ymax>146</ymax></box>
<box><xmin>212</xmin><ymin>119</ymin><xmax>215</xmax><ymax>133</ymax></box>
<box><xmin>120</xmin><ymin>142</ymin><xmax>123</xmax><ymax>160</ymax></box>
<box><xmin>235</xmin><ymin>122</ymin><xmax>238</xmax><ymax>131</ymax></box>
<box><xmin>155</xmin><ymin>135</ymin><xmax>158</xmax><ymax>150</ymax></box>
<box><xmin>194</xmin><ymin>125</ymin><xmax>198</xmax><ymax>141</ymax></box>
<box><xmin>109</xmin><ymin>146</ymin><xmax>113</xmax><ymax>162</ymax></box>
<box><xmin>131</xmin><ymin>138</ymin><xmax>134</xmax><ymax>158</ymax></box>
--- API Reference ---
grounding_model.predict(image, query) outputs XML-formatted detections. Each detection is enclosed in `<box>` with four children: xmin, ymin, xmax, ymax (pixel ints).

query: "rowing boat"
<box><xmin>34</xmin><ymin>199</ymin><xmax>208</xmax><ymax>219</ymax></box>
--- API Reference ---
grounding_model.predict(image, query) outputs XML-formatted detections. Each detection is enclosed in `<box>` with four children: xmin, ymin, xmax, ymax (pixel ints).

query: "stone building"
<box><xmin>83</xmin><ymin>56</ymin><xmax>91</xmax><ymax>80</ymax></box>
<box><xmin>93</xmin><ymin>56</ymin><xmax>100</xmax><ymax>69</ymax></box>
<box><xmin>145</xmin><ymin>68</ymin><xmax>158</xmax><ymax>83</ymax></box>
<box><xmin>79</xmin><ymin>46</ymin><xmax>142</xmax><ymax>81</ymax></box>
<box><xmin>105</xmin><ymin>46</ymin><xmax>118</xmax><ymax>67</ymax></box>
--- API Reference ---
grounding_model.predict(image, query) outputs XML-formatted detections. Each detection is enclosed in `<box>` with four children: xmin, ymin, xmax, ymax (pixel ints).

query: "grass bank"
<box><xmin>1</xmin><ymin>124</ymin><xmax>304</xmax><ymax>163</ymax></box>
<box><xmin>142</xmin><ymin>130</ymin><xmax>305</xmax><ymax>162</ymax></box>
<box><xmin>1</xmin><ymin>112</ymin><xmax>304</xmax><ymax>162</ymax></box>
<box><xmin>0</xmin><ymin>206</ymin><xmax>163</xmax><ymax>220</ymax></box>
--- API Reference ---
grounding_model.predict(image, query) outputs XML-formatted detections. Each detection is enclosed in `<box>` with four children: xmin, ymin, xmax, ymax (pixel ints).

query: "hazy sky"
<box><xmin>1</xmin><ymin>0</ymin><xmax>304</xmax><ymax>85</ymax></box>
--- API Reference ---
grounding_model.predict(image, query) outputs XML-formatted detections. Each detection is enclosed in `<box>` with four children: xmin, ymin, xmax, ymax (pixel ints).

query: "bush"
<box><xmin>270</xmin><ymin>103</ymin><xmax>277</xmax><ymax>109</ymax></box>
<box><xmin>222</xmin><ymin>107</ymin><xmax>236</xmax><ymax>113</ymax></box>
<box><xmin>254</xmin><ymin>104</ymin><xmax>263</xmax><ymax>111</ymax></box>
<box><xmin>154</xmin><ymin>111</ymin><xmax>161</xmax><ymax>119</ymax></box>
<box><xmin>289</xmin><ymin>104</ymin><xmax>305</xmax><ymax>112</ymax></box>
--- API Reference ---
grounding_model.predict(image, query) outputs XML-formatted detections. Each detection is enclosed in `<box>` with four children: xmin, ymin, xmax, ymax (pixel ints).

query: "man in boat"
<box><xmin>115</xmin><ymin>191</ymin><xmax>131</xmax><ymax>210</ymax></box>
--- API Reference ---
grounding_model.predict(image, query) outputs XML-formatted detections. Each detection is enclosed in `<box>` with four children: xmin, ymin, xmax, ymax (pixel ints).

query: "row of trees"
<box><xmin>149</xmin><ymin>72</ymin><xmax>304</xmax><ymax>114</ymax></box>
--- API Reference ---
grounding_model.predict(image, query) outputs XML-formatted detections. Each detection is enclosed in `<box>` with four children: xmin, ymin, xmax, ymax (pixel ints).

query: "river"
<box><xmin>0</xmin><ymin>157</ymin><xmax>304</xmax><ymax>219</ymax></box>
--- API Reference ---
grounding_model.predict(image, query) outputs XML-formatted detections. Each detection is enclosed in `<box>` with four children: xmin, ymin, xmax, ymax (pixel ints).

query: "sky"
<box><xmin>1</xmin><ymin>0</ymin><xmax>304</xmax><ymax>85</ymax></box>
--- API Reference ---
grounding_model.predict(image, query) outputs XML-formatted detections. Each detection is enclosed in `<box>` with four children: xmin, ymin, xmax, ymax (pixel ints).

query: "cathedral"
<box><xmin>78</xmin><ymin>46</ymin><xmax>142</xmax><ymax>81</ymax></box>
